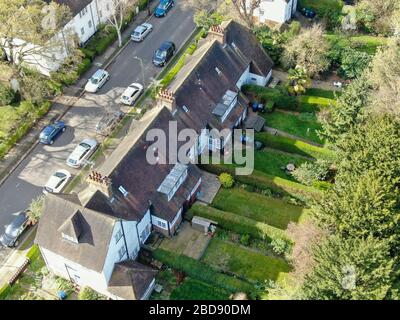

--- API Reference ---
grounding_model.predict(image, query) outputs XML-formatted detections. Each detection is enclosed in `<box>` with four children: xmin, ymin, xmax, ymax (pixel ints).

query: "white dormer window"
<box><xmin>62</xmin><ymin>233</ymin><xmax>78</xmax><ymax>244</ymax></box>
<box><xmin>115</xmin><ymin>229</ymin><xmax>123</xmax><ymax>243</ymax></box>
<box><xmin>118</xmin><ymin>185</ymin><xmax>129</xmax><ymax>197</ymax></box>
<box><xmin>157</xmin><ymin>163</ymin><xmax>188</xmax><ymax>201</ymax></box>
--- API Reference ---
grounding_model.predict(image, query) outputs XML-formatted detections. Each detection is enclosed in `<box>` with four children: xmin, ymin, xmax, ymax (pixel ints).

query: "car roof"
<box><xmin>42</xmin><ymin>125</ymin><xmax>55</xmax><ymax>134</ymax></box>
<box><xmin>123</xmin><ymin>84</ymin><xmax>140</xmax><ymax>96</ymax></box>
<box><xmin>92</xmin><ymin>69</ymin><xmax>106</xmax><ymax>78</ymax></box>
<box><xmin>159</xmin><ymin>41</ymin><xmax>173</xmax><ymax>50</ymax></box>
<box><xmin>9</xmin><ymin>212</ymin><xmax>28</xmax><ymax>230</ymax></box>
<box><xmin>135</xmin><ymin>25</ymin><xmax>146</xmax><ymax>32</ymax></box>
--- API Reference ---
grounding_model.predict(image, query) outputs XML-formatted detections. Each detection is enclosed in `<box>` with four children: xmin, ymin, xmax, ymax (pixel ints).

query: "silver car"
<box><xmin>131</xmin><ymin>23</ymin><xmax>153</xmax><ymax>42</ymax></box>
<box><xmin>85</xmin><ymin>69</ymin><xmax>110</xmax><ymax>93</ymax></box>
<box><xmin>66</xmin><ymin>138</ymin><xmax>98</xmax><ymax>168</ymax></box>
<box><xmin>0</xmin><ymin>211</ymin><xmax>30</xmax><ymax>247</ymax></box>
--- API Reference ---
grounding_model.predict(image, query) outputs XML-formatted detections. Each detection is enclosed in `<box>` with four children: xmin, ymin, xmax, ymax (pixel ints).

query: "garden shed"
<box><xmin>191</xmin><ymin>216</ymin><xmax>218</xmax><ymax>234</ymax></box>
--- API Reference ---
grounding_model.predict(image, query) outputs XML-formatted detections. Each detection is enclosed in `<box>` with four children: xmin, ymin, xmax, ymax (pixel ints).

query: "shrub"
<box><xmin>239</xmin><ymin>234</ymin><xmax>251</xmax><ymax>246</ymax></box>
<box><xmin>26</xmin><ymin>245</ymin><xmax>40</xmax><ymax>260</ymax></box>
<box><xmin>77</xmin><ymin>58</ymin><xmax>92</xmax><ymax>76</ymax></box>
<box><xmin>189</xmin><ymin>203</ymin><xmax>289</xmax><ymax>242</ymax></box>
<box><xmin>56</xmin><ymin>277</ymin><xmax>75</xmax><ymax>296</ymax></box>
<box><xmin>0</xmin><ymin>83</ymin><xmax>16</xmax><ymax>106</ymax></box>
<box><xmin>265</xmin><ymin>101</ymin><xmax>275</xmax><ymax>113</ymax></box>
<box><xmin>0</xmin><ymin>284</ymin><xmax>11</xmax><ymax>299</ymax></box>
<box><xmin>219</xmin><ymin>173</ymin><xmax>234</xmax><ymax>188</ymax></box>
<box><xmin>292</xmin><ymin>159</ymin><xmax>332</xmax><ymax>185</ymax></box>
<box><xmin>78</xmin><ymin>287</ymin><xmax>103</xmax><ymax>300</ymax></box>
<box><xmin>270</xmin><ymin>238</ymin><xmax>290</xmax><ymax>255</ymax></box>
<box><xmin>242</xmin><ymin>84</ymin><xmax>297</xmax><ymax>110</ymax></box>
<box><xmin>152</xmin><ymin>248</ymin><xmax>257</xmax><ymax>297</ymax></box>
<box><xmin>255</xmin><ymin>132</ymin><xmax>334</xmax><ymax>160</ymax></box>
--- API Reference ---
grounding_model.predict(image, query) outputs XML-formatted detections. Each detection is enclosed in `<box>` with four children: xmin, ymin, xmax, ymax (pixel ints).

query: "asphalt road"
<box><xmin>0</xmin><ymin>2</ymin><xmax>195</xmax><ymax>262</ymax></box>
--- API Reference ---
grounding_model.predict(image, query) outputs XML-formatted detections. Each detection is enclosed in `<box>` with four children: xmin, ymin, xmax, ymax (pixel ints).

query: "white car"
<box><xmin>131</xmin><ymin>23</ymin><xmax>153</xmax><ymax>42</ymax></box>
<box><xmin>85</xmin><ymin>69</ymin><xmax>110</xmax><ymax>93</ymax></box>
<box><xmin>66</xmin><ymin>138</ymin><xmax>98</xmax><ymax>168</ymax></box>
<box><xmin>120</xmin><ymin>83</ymin><xmax>144</xmax><ymax>105</ymax></box>
<box><xmin>43</xmin><ymin>169</ymin><xmax>72</xmax><ymax>194</ymax></box>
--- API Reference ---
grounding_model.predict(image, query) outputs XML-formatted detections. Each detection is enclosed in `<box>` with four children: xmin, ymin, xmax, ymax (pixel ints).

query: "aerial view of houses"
<box><xmin>0</xmin><ymin>0</ymin><xmax>399</xmax><ymax>306</ymax></box>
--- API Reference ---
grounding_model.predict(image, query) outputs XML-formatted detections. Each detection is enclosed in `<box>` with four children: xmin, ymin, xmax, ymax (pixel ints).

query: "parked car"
<box><xmin>301</xmin><ymin>7</ymin><xmax>316</xmax><ymax>18</ymax></box>
<box><xmin>249</xmin><ymin>102</ymin><xmax>265</xmax><ymax>113</ymax></box>
<box><xmin>0</xmin><ymin>211</ymin><xmax>30</xmax><ymax>247</ymax></box>
<box><xmin>66</xmin><ymin>138</ymin><xmax>98</xmax><ymax>168</ymax></box>
<box><xmin>120</xmin><ymin>83</ymin><xmax>144</xmax><ymax>105</ymax></box>
<box><xmin>43</xmin><ymin>169</ymin><xmax>72</xmax><ymax>194</ymax></box>
<box><xmin>39</xmin><ymin>121</ymin><xmax>66</xmax><ymax>145</ymax></box>
<box><xmin>153</xmin><ymin>41</ymin><xmax>175</xmax><ymax>67</ymax></box>
<box><xmin>131</xmin><ymin>23</ymin><xmax>153</xmax><ymax>42</ymax></box>
<box><xmin>85</xmin><ymin>69</ymin><xmax>110</xmax><ymax>93</ymax></box>
<box><xmin>95</xmin><ymin>111</ymin><xmax>124</xmax><ymax>136</ymax></box>
<box><xmin>154</xmin><ymin>0</ymin><xmax>174</xmax><ymax>17</ymax></box>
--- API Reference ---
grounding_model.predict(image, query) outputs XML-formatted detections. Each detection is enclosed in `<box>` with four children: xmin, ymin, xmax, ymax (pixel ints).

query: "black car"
<box><xmin>153</xmin><ymin>41</ymin><xmax>175</xmax><ymax>67</ymax></box>
<box><xmin>301</xmin><ymin>7</ymin><xmax>316</xmax><ymax>18</ymax></box>
<box><xmin>0</xmin><ymin>211</ymin><xmax>30</xmax><ymax>247</ymax></box>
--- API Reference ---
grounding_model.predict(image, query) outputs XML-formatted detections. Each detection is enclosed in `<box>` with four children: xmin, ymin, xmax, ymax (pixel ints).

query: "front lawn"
<box><xmin>263</xmin><ymin>110</ymin><xmax>324</xmax><ymax>145</ymax></box>
<box><xmin>202</xmin><ymin>239</ymin><xmax>291</xmax><ymax>284</ymax></box>
<box><xmin>325</xmin><ymin>33</ymin><xmax>388</xmax><ymax>55</ymax></box>
<box><xmin>170</xmin><ymin>278</ymin><xmax>230</xmax><ymax>300</ymax></box>
<box><xmin>212</xmin><ymin>188</ymin><xmax>309</xmax><ymax>229</ymax></box>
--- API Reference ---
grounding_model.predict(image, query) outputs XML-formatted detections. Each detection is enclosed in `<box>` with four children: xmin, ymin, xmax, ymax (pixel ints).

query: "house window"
<box><xmin>80</xmin><ymin>27</ymin><xmax>85</xmax><ymax>35</ymax></box>
<box><xmin>118</xmin><ymin>245</ymin><xmax>126</xmax><ymax>260</ymax></box>
<box><xmin>157</xmin><ymin>220</ymin><xmax>167</xmax><ymax>229</ymax></box>
<box><xmin>131</xmin><ymin>247</ymin><xmax>139</xmax><ymax>259</ymax></box>
<box><xmin>106</xmin><ymin>3</ymin><xmax>110</xmax><ymax>11</ymax></box>
<box><xmin>115</xmin><ymin>229</ymin><xmax>123</xmax><ymax>244</ymax></box>
<box><xmin>99</xmin><ymin>10</ymin><xmax>103</xmax><ymax>18</ymax></box>
<box><xmin>88</xmin><ymin>20</ymin><xmax>92</xmax><ymax>28</ymax></box>
<box><xmin>79</xmin><ymin>6</ymin><xmax>88</xmax><ymax>18</ymax></box>
<box><xmin>259</xmin><ymin>9</ymin><xmax>265</xmax><ymax>16</ymax></box>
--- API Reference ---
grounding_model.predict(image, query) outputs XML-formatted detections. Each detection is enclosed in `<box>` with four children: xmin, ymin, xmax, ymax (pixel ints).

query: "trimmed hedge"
<box><xmin>170</xmin><ymin>278</ymin><xmax>230</xmax><ymax>300</ymax></box>
<box><xmin>26</xmin><ymin>244</ymin><xmax>40</xmax><ymax>261</ymax></box>
<box><xmin>189</xmin><ymin>203</ymin><xmax>289</xmax><ymax>242</ymax></box>
<box><xmin>198</xmin><ymin>164</ymin><xmax>321</xmax><ymax>200</ymax></box>
<box><xmin>0</xmin><ymin>283</ymin><xmax>11</xmax><ymax>300</ymax></box>
<box><xmin>255</xmin><ymin>132</ymin><xmax>334</xmax><ymax>160</ymax></box>
<box><xmin>152</xmin><ymin>249</ymin><xmax>257</xmax><ymax>297</ymax></box>
<box><xmin>242</xmin><ymin>84</ymin><xmax>297</xmax><ymax>110</ymax></box>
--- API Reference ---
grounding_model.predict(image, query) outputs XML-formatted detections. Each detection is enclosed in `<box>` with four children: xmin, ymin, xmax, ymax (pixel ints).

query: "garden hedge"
<box><xmin>255</xmin><ymin>132</ymin><xmax>334</xmax><ymax>160</ymax></box>
<box><xmin>242</xmin><ymin>84</ymin><xmax>297</xmax><ymax>110</ymax></box>
<box><xmin>189</xmin><ymin>204</ymin><xmax>289</xmax><ymax>242</ymax></box>
<box><xmin>152</xmin><ymin>249</ymin><xmax>257</xmax><ymax>297</ymax></box>
<box><xmin>170</xmin><ymin>278</ymin><xmax>230</xmax><ymax>300</ymax></box>
<box><xmin>198</xmin><ymin>164</ymin><xmax>321</xmax><ymax>200</ymax></box>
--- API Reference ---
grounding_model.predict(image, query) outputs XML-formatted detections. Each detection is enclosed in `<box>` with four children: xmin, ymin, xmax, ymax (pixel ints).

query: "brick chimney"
<box><xmin>156</xmin><ymin>88</ymin><xmax>176</xmax><ymax>112</ymax></box>
<box><xmin>209</xmin><ymin>24</ymin><xmax>226</xmax><ymax>45</ymax></box>
<box><xmin>87</xmin><ymin>170</ymin><xmax>113</xmax><ymax>198</ymax></box>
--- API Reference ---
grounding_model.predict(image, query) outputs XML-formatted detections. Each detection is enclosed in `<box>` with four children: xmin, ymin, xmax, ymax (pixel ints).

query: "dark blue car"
<box><xmin>39</xmin><ymin>120</ymin><xmax>66</xmax><ymax>145</ymax></box>
<box><xmin>154</xmin><ymin>0</ymin><xmax>174</xmax><ymax>17</ymax></box>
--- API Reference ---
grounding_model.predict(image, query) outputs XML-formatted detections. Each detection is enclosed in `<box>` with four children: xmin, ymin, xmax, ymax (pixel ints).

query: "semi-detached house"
<box><xmin>35</xmin><ymin>19</ymin><xmax>274</xmax><ymax>300</ymax></box>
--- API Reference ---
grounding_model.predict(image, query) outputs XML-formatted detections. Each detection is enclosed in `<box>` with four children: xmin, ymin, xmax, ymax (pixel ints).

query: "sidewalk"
<box><xmin>0</xmin><ymin>2</ymin><xmax>158</xmax><ymax>189</ymax></box>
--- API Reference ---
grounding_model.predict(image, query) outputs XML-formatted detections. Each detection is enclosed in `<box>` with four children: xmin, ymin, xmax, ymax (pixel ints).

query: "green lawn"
<box><xmin>202</xmin><ymin>238</ymin><xmax>291</xmax><ymax>284</ymax></box>
<box><xmin>305</xmin><ymin>88</ymin><xmax>337</xmax><ymax>100</ymax></box>
<box><xmin>263</xmin><ymin>110</ymin><xmax>324</xmax><ymax>145</ymax></box>
<box><xmin>212</xmin><ymin>188</ymin><xmax>309</xmax><ymax>229</ymax></box>
<box><xmin>325</xmin><ymin>33</ymin><xmax>388</xmax><ymax>55</ymax></box>
<box><xmin>170</xmin><ymin>278</ymin><xmax>230</xmax><ymax>300</ymax></box>
<box><xmin>254</xmin><ymin>149</ymin><xmax>310</xmax><ymax>180</ymax></box>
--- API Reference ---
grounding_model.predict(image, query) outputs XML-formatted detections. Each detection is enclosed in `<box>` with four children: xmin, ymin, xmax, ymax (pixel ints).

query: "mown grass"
<box><xmin>325</xmin><ymin>33</ymin><xmax>388</xmax><ymax>55</ymax></box>
<box><xmin>254</xmin><ymin>149</ymin><xmax>310</xmax><ymax>180</ymax></box>
<box><xmin>212</xmin><ymin>188</ymin><xmax>309</xmax><ymax>230</ymax></box>
<box><xmin>263</xmin><ymin>110</ymin><xmax>324</xmax><ymax>145</ymax></box>
<box><xmin>202</xmin><ymin>239</ymin><xmax>291</xmax><ymax>284</ymax></box>
<box><xmin>170</xmin><ymin>278</ymin><xmax>230</xmax><ymax>300</ymax></box>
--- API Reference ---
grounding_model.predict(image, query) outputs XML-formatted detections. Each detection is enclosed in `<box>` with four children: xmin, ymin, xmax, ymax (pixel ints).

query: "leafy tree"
<box><xmin>20</xmin><ymin>69</ymin><xmax>53</xmax><ymax>104</ymax></box>
<box><xmin>0</xmin><ymin>82</ymin><xmax>16</xmax><ymax>106</ymax></box>
<box><xmin>230</xmin><ymin>0</ymin><xmax>261</xmax><ymax>29</ymax></box>
<box><xmin>338</xmin><ymin>48</ymin><xmax>371</xmax><ymax>79</ymax></box>
<box><xmin>194</xmin><ymin>10</ymin><xmax>224</xmax><ymax>32</ymax></box>
<box><xmin>0</xmin><ymin>0</ymin><xmax>73</xmax><ymax>78</ymax></box>
<box><xmin>286</xmin><ymin>67</ymin><xmax>311</xmax><ymax>95</ymax></box>
<box><xmin>282</xmin><ymin>24</ymin><xmax>330</xmax><ymax>77</ymax></box>
<box><xmin>367</xmin><ymin>39</ymin><xmax>400</xmax><ymax>117</ymax></box>
<box><xmin>318</xmin><ymin>76</ymin><xmax>370</xmax><ymax>143</ymax></box>
<box><xmin>355</xmin><ymin>0</ymin><xmax>400</xmax><ymax>35</ymax></box>
<box><xmin>27</xmin><ymin>195</ymin><xmax>44</xmax><ymax>225</ymax></box>
<box><xmin>300</xmin><ymin>235</ymin><xmax>396</xmax><ymax>300</ymax></box>
<box><xmin>292</xmin><ymin>159</ymin><xmax>331</xmax><ymax>186</ymax></box>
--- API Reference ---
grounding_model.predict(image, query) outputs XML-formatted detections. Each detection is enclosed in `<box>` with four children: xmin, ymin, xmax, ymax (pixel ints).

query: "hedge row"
<box><xmin>255</xmin><ymin>132</ymin><xmax>335</xmax><ymax>160</ymax></box>
<box><xmin>152</xmin><ymin>249</ymin><xmax>257</xmax><ymax>297</ymax></box>
<box><xmin>0</xmin><ymin>101</ymin><xmax>51</xmax><ymax>159</ymax></box>
<box><xmin>0</xmin><ymin>283</ymin><xmax>11</xmax><ymax>300</ymax></box>
<box><xmin>26</xmin><ymin>245</ymin><xmax>40</xmax><ymax>261</ymax></box>
<box><xmin>170</xmin><ymin>278</ymin><xmax>230</xmax><ymax>300</ymax></box>
<box><xmin>198</xmin><ymin>164</ymin><xmax>321</xmax><ymax>201</ymax></box>
<box><xmin>242</xmin><ymin>84</ymin><xmax>297</xmax><ymax>110</ymax></box>
<box><xmin>188</xmin><ymin>204</ymin><xmax>288</xmax><ymax>242</ymax></box>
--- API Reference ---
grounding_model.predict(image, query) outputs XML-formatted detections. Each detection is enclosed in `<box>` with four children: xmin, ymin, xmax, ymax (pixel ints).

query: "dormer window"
<box><xmin>157</xmin><ymin>163</ymin><xmax>188</xmax><ymax>201</ymax></box>
<box><xmin>212</xmin><ymin>90</ymin><xmax>238</xmax><ymax>123</ymax></box>
<box><xmin>61</xmin><ymin>233</ymin><xmax>78</xmax><ymax>244</ymax></box>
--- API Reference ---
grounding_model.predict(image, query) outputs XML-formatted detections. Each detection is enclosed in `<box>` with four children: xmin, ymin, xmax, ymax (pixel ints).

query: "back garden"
<box><xmin>150</xmin><ymin>85</ymin><xmax>337</xmax><ymax>300</ymax></box>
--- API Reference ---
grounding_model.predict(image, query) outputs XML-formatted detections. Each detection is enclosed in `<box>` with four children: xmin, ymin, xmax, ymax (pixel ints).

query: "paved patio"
<box><xmin>159</xmin><ymin>221</ymin><xmax>211</xmax><ymax>260</ymax></box>
<box><xmin>197</xmin><ymin>171</ymin><xmax>221</xmax><ymax>205</ymax></box>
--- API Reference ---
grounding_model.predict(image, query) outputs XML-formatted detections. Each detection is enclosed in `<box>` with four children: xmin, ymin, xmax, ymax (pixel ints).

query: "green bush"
<box><xmin>265</xmin><ymin>101</ymin><xmax>275</xmax><ymax>113</ymax></box>
<box><xmin>239</xmin><ymin>234</ymin><xmax>251</xmax><ymax>246</ymax></box>
<box><xmin>0</xmin><ymin>284</ymin><xmax>11</xmax><ymax>299</ymax></box>
<box><xmin>0</xmin><ymin>83</ymin><xmax>16</xmax><ymax>106</ymax></box>
<box><xmin>26</xmin><ymin>245</ymin><xmax>40</xmax><ymax>260</ymax></box>
<box><xmin>219</xmin><ymin>172</ymin><xmax>234</xmax><ymax>188</ymax></box>
<box><xmin>189</xmin><ymin>203</ymin><xmax>289</xmax><ymax>242</ymax></box>
<box><xmin>270</xmin><ymin>238</ymin><xmax>290</xmax><ymax>255</ymax></box>
<box><xmin>79</xmin><ymin>48</ymin><xmax>96</xmax><ymax>61</ymax></box>
<box><xmin>255</xmin><ymin>132</ymin><xmax>334</xmax><ymax>160</ymax></box>
<box><xmin>78</xmin><ymin>286</ymin><xmax>104</xmax><ymax>300</ymax></box>
<box><xmin>242</xmin><ymin>84</ymin><xmax>297</xmax><ymax>110</ymax></box>
<box><xmin>153</xmin><ymin>248</ymin><xmax>257</xmax><ymax>297</ymax></box>
<box><xmin>56</xmin><ymin>277</ymin><xmax>75</xmax><ymax>296</ymax></box>
<box><xmin>77</xmin><ymin>58</ymin><xmax>92</xmax><ymax>76</ymax></box>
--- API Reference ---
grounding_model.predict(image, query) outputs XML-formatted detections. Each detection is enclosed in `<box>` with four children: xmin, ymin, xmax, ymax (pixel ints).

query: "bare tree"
<box><xmin>231</xmin><ymin>0</ymin><xmax>261</xmax><ymax>28</ymax></box>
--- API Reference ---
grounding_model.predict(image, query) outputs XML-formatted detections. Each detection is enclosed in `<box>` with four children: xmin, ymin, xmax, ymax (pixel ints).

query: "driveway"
<box><xmin>0</xmin><ymin>2</ymin><xmax>195</xmax><ymax>261</ymax></box>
